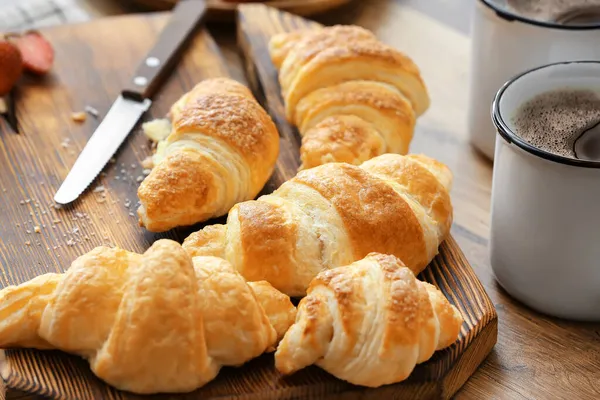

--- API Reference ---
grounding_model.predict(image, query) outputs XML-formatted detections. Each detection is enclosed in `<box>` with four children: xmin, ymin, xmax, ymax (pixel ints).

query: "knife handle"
<box><xmin>122</xmin><ymin>0</ymin><xmax>208</xmax><ymax>102</ymax></box>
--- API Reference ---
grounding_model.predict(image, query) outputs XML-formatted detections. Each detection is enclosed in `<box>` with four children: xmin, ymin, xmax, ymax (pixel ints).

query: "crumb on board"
<box><xmin>71</xmin><ymin>111</ymin><xmax>87</xmax><ymax>123</ymax></box>
<box><xmin>142</xmin><ymin>118</ymin><xmax>171</xmax><ymax>142</ymax></box>
<box><xmin>34</xmin><ymin>226</ymin><xmax>41</xmax><ymax>233</ymax></box>
<box><xmin>141</xmin><ymin>157</ymin><xmax>153</xmax><ymax>170</ymax></box>
<box><xmin>25</xmin><ymin>241</ymin><xmax>31</xmax><ymax>246</ymax></box>
<box><xmin>136</xmin><ymin>176</ymin><xmax>144</xmax><ymax>182</ymax></box>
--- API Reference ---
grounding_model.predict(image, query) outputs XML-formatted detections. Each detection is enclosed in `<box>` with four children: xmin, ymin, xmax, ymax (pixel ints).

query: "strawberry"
<box><xmin>0</xmin><ymin>40</ymin><xmax>23</xmax><ymax>96</ymax></box>
<box><xmin>9</xmin><ymin>31</ymin><xmax>54</xmax><ymax>75</ymax></box>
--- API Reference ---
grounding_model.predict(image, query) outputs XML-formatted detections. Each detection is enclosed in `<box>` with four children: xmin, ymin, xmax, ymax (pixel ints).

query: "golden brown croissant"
<box><xmin>268</xmin><ymin>26</ymin><xmax>429</xmax><ymax>169</ymax></box>
<box><xmin>275</xmin><ymin>252</ymin><xmax>463</xmax><ymax>387</ymax></box>
<box><xmin>137</xmin><ymin>78</ymin><xmax>280</xmax><ymax>232</ymax></box>
<box><xmin>0</xmin><ymin>239</ymin><xmax>296</xmax><ymax>394</ymax></box>
<box><xmin>183</xmin><ymin>153</ymin><xmax>453</xmax><ymax>297</ymax></box>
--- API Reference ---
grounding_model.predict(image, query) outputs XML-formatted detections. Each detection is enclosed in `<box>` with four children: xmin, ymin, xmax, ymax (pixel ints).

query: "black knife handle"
<box><xmin>122</xmin><ymin>0</ymin><xmax>208</xmax><ymax>101</ymax></box>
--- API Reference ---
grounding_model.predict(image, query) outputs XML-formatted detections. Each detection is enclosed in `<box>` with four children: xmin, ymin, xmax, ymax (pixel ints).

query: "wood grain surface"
<box><xmin>0</xmin><ymin>6</ymin><xmax>497</xmax><ymax>400</ymax></box>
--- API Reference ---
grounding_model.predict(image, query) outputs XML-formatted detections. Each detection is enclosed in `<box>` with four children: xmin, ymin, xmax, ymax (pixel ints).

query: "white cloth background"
<box><xmin>0</xmin><ymin>0</ymin><xmax>92</xmax><ymax>31</ymax></box>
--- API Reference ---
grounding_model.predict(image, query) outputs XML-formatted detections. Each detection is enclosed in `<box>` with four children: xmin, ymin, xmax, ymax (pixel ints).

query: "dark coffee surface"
<box><xmin>505</xmin><ymin>0</ymin><xmax>600</xmax><ymax>23</ymax></box>
<box><xmin>512</xmin><ymin>88</ymin><xmax>600</xmax><ymax>159</ymax></box>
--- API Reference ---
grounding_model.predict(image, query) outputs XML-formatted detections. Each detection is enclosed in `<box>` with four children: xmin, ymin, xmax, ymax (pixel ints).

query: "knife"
<box><xmin>54</xmin><ymin>0</ymin><xmax>208</xmax><ymax>205</ymax></box>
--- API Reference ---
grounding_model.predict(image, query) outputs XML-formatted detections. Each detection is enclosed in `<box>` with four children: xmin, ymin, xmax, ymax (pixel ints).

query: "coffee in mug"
<box><xmin>511</xmin><ymin>88</ymin><xmax>600</xmax><ymax>160</ymax></box>
<box><xmin>506</xmin><ymin>0</ymin><xmax>600</xmax><ymax>24</ymax></box>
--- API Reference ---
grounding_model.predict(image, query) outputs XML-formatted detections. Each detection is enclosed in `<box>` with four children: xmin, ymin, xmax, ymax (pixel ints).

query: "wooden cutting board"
<box><xmin>0</xmin><ymin>7</ymin><xmax>497</xmax><ymax>400</ymax></box>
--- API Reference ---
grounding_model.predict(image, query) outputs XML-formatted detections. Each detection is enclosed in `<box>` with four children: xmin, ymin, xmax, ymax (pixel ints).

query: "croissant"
<box><xmin>183</xmin><ymin>153</ymin><xmax>453</xmax><ymax>297</ymax></box>
<box><xmin>268</xmin><ymin>26</ymin><xmax>429</xmax><ymax>169</ymax></box>
<box><xmin>137</xmin><ymin>78</ymin><xmax>280</xmax><ymax>232</ymax></box>
<box><xmin>0</xmin><ymin>239</ymin><xmax>296</xmax><ymax>394</ymax></box>
<box><xmin>275</xmin><ymin>252</ymin><xmax>463</xmax><ymax>387</ymax></box>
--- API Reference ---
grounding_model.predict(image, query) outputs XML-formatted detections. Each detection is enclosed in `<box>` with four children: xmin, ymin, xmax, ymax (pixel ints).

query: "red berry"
<box><xmin>9</xmin><ymin>31</ymin><xmax>54</xmax><ymax>75</ymax></box>
<box><xmin>0</xmin><ymin>40</ymin><xmax>23</xmax><ymax>96</ymax></box>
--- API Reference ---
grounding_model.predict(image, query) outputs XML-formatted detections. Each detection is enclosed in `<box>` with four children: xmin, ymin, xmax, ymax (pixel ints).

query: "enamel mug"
<box><xmin>467</xmin><ymin>0</ymin><xmax>600</xmax><ymax>160</ymax></box>
<box><xmin>490</xmin><ymin>61</ymin><xmax>600</xmax><ymax>321</ymax></box>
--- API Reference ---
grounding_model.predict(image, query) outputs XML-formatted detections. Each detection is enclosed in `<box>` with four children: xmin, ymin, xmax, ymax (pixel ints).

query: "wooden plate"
<box><xmin>0</xmin><ymin>6</ymin><xmax>497</xmax><ymax>400</ymax></box>
<box><xmin>120</xmin><ymin>0</ymin><xmax>353</xmax><ymax>20</ymax></box>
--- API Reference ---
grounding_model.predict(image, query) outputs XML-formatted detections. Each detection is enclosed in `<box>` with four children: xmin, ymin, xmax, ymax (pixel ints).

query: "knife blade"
<box><xmin>54</xmin><ymin>0</ymin><xmax>208</xmax><ymax>205</ymax></box>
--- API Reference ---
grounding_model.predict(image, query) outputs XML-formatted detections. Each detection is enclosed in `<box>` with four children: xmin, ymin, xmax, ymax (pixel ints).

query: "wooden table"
<box><xmin>6</xmin><ymin>0</ymin><xmax>600</xmax><ymax>398</ymax></box>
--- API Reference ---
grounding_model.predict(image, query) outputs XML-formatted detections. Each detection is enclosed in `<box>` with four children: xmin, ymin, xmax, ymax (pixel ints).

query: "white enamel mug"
<box><xmin>468</xmin><ymin>0</ymin><xmax>600</xmax><ymax>161</ymax></box>
<box><xmin>490</xmin><ymin>61</ymin><xmax>600</xmax><ymax>321</ymax></box>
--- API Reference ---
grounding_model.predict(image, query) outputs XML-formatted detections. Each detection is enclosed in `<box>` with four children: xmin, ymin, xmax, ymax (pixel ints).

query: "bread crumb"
<box><xmin>141</xmin><ymin>157</ymin><xmax>153</xmax><ymax>169</ymax></box>
<box><xmin>136</xmin><ymin>176</ymin><xmax>144</xmax><ymax>182</ymax></box>
<box><xmin>71</xmin><ymin>111</ymin><xmax>87</xmax><ymax>122</ymax></box>
<box><xmin>52</xmin><ymin>219</ymin><xmax>61</xmax><ymax>224</ymax></box>
<box><xmin>24</xmin><ymin>241</ymin><xmax>31</xmax><ymax>246</ymax></box>
<box><xmin>142</xmin><ymin>118</ymin><xmax>171</xmax><ymax>142</ymax></box>
<box><xmin>34</xmin><ymin>226</ymin><xmax>41</xmax><ymax>233</ymax></box>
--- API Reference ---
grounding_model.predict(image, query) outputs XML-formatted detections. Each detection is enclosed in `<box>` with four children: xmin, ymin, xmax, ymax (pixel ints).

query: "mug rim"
<box><xmin>479</xmin><ymin>0</ymin><xmax>600</xmax><ymax>30</ymax></box>
<box><xmin>492</xmin><ymin>60</ymin><xmax>600</xmax><ymax>169</ymax></box>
